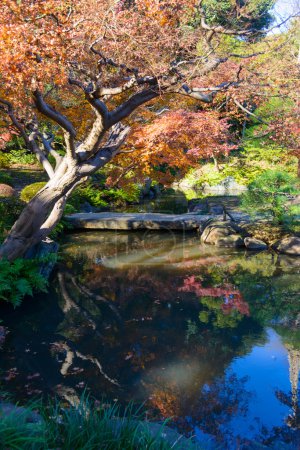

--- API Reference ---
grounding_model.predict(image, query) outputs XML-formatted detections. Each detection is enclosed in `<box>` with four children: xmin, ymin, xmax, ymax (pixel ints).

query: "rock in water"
<box><xmin>244</xmin><ymin>237</ymin><xmax>268</xmax><ymax>251</ymax></box>
<box><xmin>201</xmin><ymin>220</ymin><xmax>245</xmax><ymax>247</ymax></box>
<box><xmin>25</xmin><ymin>238</ymin><xmax>59</xmax><ymax>278</ymax></box>
<box><xmin>273</xmin><ymin>236</ymin><xmax>300</xmax><ymax>256</ymax></box>
<box><xmin>202</xmin><ymin>177</ymin><xmax>247</xmax><ymax>195</ymax></box>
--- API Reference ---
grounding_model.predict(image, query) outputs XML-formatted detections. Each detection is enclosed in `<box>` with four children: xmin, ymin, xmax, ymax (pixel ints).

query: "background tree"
<box><xmin>0</xmin><ymin>0</ymin><xmax>294</xmax><ymax>261</ymax></box>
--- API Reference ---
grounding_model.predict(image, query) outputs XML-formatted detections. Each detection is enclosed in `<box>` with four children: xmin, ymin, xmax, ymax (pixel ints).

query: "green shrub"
<box><xmin>69</xmin><ymin>182</ymin><xmax>141</xmax><ymax>210</ymax></box>
<box><xmin>20</xmin><ymin>182</ymin><xmax>47</xmax><ymax>203</ymax></box>
<box><xmin>6</xmin><ymin>148</ymin><xmax>37</xmax><ymax>166</ymax></box>
<box><xmin>241</xmin><ymin>170</ymin><xmax>300</xmax><ymax>225</ymax></box>
<box><xmin>0</xmin><ymin>153</ymin><xmax>10</xmax><ymax>168</ymax></box>
<box><xmin>0</xmin><ymin>258</ymin><xmax>48</xmax><ymax>307</ymax></box>
<box><xmin>102</xmin><ymin>185</ymin><xmax>141</xmax><ymax>205</ymax></box>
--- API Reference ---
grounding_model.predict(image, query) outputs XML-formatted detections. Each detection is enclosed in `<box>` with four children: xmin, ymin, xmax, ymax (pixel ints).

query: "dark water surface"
<box><xmin>1</xmin><ymin>230</ymin><xmax>300</xmax><ymax>449</ymax></box>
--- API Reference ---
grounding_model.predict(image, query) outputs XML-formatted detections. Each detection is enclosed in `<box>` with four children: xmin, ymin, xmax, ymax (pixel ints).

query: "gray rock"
<box><xmin>191</xmin><ymin>203</ymin><xmax>208</xmax><ymax>214</ymax></box>
<box><xmin>0</xmin><ymin>183</ymin><xmax>16</xmax><ymax>198</ymax></box>
<box><xmin>215</xmin><ymin>234</ymin><xmax>244</xmax><ymax>247</ymax></box>
<box><xmin>25</xmin><ymin>238</ymin><xmax>59</xmax><ymax>278</ymax></box>
<box><xmin>208</xmin><ymin>204</ymin><xmax>224</xmax><ymax>215</ymax></box>
<box><xmin>141</xmin><ymin>177</ymin><xmax>152</xmax><ymax>197</ymax></box>
<box><xmin>273</xmin><ymin>236</ymin><xmax>300</xmax><ymax>256</ymax></box>
<box><xmin>81</xmin><ymin>201</ymin><xmax>94</xmax><ymax>213</ymax></box>
<box><xmin>202</xmin><ymin>176</ymin><xmax>247</xmax><ymax>195</ymax></box>
<box><xmin>244</xmin><ymin>237</ymin><xmax>268</xmax><ymax>251</ymax></box>
<box><xmin>201</xmin><ymin>220</ymin><xmax>244</xmax><ymax>247</ymax></box>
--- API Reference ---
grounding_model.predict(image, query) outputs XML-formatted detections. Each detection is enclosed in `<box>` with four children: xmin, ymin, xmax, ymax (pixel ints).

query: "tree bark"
<box><xmin>0</xmin><ymin>163</ymin><xmax>80</xmax><ymax>261</ymax></box>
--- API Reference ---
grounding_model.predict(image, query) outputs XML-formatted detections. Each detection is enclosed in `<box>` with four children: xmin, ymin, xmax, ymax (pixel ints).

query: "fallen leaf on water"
<box><xmin>27</xmin><ymin>373</ymin><xmax>40</xmax><ymax>380</ymax></box>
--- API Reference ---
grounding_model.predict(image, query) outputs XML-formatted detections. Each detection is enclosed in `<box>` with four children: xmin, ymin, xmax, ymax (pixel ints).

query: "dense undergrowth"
<box><xmin>241</xmin><ymin>170</ymin><xmax>300</xmax><ymax>232</ymax></box>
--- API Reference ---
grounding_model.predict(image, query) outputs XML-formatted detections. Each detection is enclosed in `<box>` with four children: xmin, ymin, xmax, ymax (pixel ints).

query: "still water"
<box><xmin>1</xmin><ymin>230</ymin><xmax>300</xmax><ymax>449</ymax></box>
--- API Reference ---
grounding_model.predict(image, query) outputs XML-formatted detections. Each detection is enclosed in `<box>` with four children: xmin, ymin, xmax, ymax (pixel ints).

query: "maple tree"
<box><xmin>0</xmin><ymin>0</ymin><xmax>295</xmax><ymax>260</ymax></box>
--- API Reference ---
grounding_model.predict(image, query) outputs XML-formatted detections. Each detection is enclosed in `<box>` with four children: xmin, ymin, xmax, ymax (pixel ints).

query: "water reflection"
<box><xmin>1</xmin><ymin>231</ymin><xmax>300</xmax><ymax>448</ymax></box>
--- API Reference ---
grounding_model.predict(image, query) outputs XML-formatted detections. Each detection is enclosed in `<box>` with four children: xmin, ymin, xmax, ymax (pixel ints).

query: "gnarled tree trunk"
<box><xmin>0</xmin><ymin>162</ymin><xmax>80</xmax><ymax>260</ymax></box>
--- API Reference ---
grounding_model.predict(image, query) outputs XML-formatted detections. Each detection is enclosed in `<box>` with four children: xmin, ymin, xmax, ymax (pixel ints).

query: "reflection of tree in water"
<box><xmin>51</xmin><ymin>250</ymin><xmax>300</xmax><ymax>443</ymax></box>
<box><xmin>179</xmin><ymin>275</ymin><xmax>250</xmax><ymax>329</ymax></box>
<box><xmin>256</xmin><ymin>332</ymin><xmax>300</xmax><ymax>449</ymax></box>
<box><xmin>145</xmin><ymin>370</ymin><xmax>251</xmax><ymax>442</ymax></box>
<box><xmin>274</xmin><ymin>338</ymin><xmax>300</xmax><ymax>427</ymax></box>
<box><xmin>3</xmin><ymin>240</ymin><xmax>299</xmax><ymax>446</ymax></box>
<box><xmin>50</xmin><ymin>262</ymin><xmax>262</xmax><ymax>414</ymax></box>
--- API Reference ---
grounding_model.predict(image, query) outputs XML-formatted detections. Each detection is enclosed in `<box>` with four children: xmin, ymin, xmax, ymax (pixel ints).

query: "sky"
<box><xmin>273</xmin><ymin>0</ymin><xmax>299</xmax><ymax>29</ymax></box>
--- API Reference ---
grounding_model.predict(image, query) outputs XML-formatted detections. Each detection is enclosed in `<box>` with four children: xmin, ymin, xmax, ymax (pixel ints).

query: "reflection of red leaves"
<box><xmin>179</xmin><ymin>276</ymin><xmax>249</xmax><ymax>316</ymax></box>
<box><xmin>3</xmin><ymin>367</ymin><xmax>18</xmax><ymax>381</ymax></box>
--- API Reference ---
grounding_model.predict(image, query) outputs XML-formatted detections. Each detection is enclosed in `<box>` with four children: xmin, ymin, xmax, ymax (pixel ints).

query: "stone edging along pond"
<box><xmin>64</xmin><ymin>212</ymin><xmax>300</xmax><ymax>257</ymax></box>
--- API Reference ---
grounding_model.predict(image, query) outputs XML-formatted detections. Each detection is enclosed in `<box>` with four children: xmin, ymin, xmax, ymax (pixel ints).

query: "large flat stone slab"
<box><xmin>65</xmin><ymin>212</ymin><xmax>212</xmax><ymax>230</ymax></box>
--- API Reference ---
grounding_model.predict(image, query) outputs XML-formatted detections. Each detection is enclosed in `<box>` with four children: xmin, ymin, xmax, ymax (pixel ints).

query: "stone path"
<box><xmin>65</xmin><ymin>211</ymin><xmax>250</xmax><ymax>231</ymax></box>
<box><xmin>65</xmin><ymin>212</ymin><xmax>210</xmax><ymax>230</ymax></box>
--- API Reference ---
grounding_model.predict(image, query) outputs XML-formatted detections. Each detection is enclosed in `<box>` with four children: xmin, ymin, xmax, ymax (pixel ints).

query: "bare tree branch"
<box><xmin>79</xmin><ymin>123</ymin><xmax>131</xmax><ymax>175</ymax></box>
<box><xmin>33</xmin><ymin>90</ymin><xmax>77</xmax><ymax>161</ymax></box>
<box><xmin>33</xmin><ymin>90</ymin><xmax>76</xmax><ymax>137</ymax></box>
<box><xmin>40</xmin><ymin>132</ymin><xmax>63</xmax><ymax>170</ymax></box>
<box><xmin>0</xmin><ymin>98</ymin><xmax>31</xmax><ymax>147</ymax></box>
<box><xmin>0</xmin><ymin>99</ymin><xmax>55</xmax><ymax>179</ymax></box>
<box><xmin>233</xmin><ymin>97</ymin><xmax>269</xmax><ymax>125</ymax></box>
<box><xmin>109</xmin><ymin>88</ymin><xmax>160</xmax><ymax>126</ymax></box>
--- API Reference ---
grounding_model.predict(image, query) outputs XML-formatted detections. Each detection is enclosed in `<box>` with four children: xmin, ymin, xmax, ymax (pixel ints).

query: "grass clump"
<box><xmin>0</xmin><ymin>395</ymin><xmax>193</xmax><ymax>450</ymax></box>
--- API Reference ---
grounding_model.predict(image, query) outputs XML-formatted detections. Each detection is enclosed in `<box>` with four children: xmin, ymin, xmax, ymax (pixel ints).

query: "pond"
<box><xmin>1</xmin><ymin>230</ymin><xmax>300</xmax><ymax>449</ymax></box>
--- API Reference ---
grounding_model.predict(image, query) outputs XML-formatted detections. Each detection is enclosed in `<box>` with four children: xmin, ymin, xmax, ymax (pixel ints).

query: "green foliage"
<box><xmin>0</xmin><ymin>197</ymin><xmax>25</xmax><ymax>243</ymax></box>
<box><xmin>0</xmin><ymin>152</ymin><xmax>10</xmax><ymax>168</ymax></box>
<box><xmin>0</xmin><ymin>258</ymin><xmax>48</xmax><ymax>307</ymax></box>
<box><xmin>69</xmin><ymin>183</ymin><xmax>109</xmax><ymax>209</ymax></box>
<box><xmin>275</xmin><ymin>326</ymin><xmax>300</xmax><ymax>350</ymax></box>
<box><xmin>186</xmin><ymin>137</ymin><xmax>297</xmax><ymax>191</ymax></box>
<box><xmin>0</xmin><ymin>170</ymin><xmax>13</xmax><ymax>186</ymax></box>
<box><xmin>0</xmin><ymin>394</ymin><xmax>190</xmax><ymax>450</ymax></box>
<box><xmin>6</xmin><ymin>148</ymin><xmax>37</xmax><ymax>166</ymax></box>
<box><xmin>201</xmin><ymin>0</ymin><xmax>275</xmax><ymax>33</ymax></box>
<box><xmin>69</xmin><ymin>182</ymin><xmax>141</xmax><ymax>210</ymax></box>
<box><xmin>199</xmin><ymin>296</ymin><xmax>244</xmax><ymax>329</ymax></box>
<box><xmin>103</xmin><ymin>185</ymin><xmax>141</xmax><ymax>205</ymax></box>
<box><xmin>20</xmin><ymin>182</ymin><xmax>47</xmax><ymax>203</ymax></box>
<box><xmin>241</xmin><ymin>170</ymin><xmax>300</xmax><ymax>224</ymax></box>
